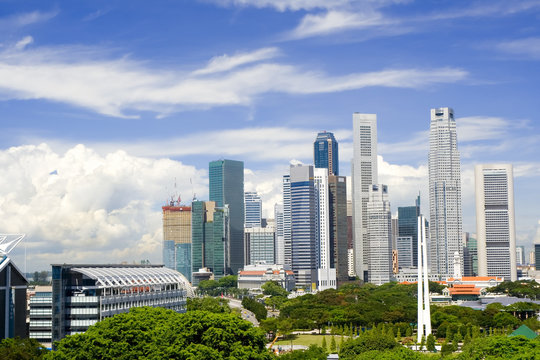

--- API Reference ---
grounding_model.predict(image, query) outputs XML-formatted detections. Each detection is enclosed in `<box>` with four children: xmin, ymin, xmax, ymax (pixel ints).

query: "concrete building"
<box><xmin>352</xmin><ymin>113</ymin><xmax>378</xmax><ymax>282</ymax></box>
<box><xmin>51</xmin><ymin>264</ymin><xmax>192</xmax><ymax>344</ymax></box>
<box><xmin>244</xmin><ymin>191</ymin><xmax>262</xmax><ymax>228</ymax></box>
<box><xmin>237</xmin><ymin>263</ymin><xmax>295</xmax><ymax>291</ymax></box>
<box><xmin>28</xmin><ymin>286</ymin><xmax>52</xmax><ymax>348</ymax></box>
<box><xmin>162</xmin><ymin>204</ymin><xmax>192</xmax><ymax>282</ymax></box>
<box><xmin>314</xmin><ymin>168</ymin><xmax>330</xmax><ymax>270</ymax></box>
<box><xmin>367</xmin><ymin>184</ymin><xmax>392</xmax><ymax>285</ymax></box>
<box><xmin>314</xmin><ymin>131</ymin><xmax>339</xmax><ymax>176</ymax></box>
<box><xmin>475</xmin><ymin>164</ymin><xmax>517</xmax><ymax>281</ymax></box>
<box><xmin>274</xmin><ymin>204</ymin><xmax>285</xmax><ymax>265</ymax></box>
<box><xmin>244</xmin><ymin>227</ymin><xmax>275</xmax><ymax>265</ymax></box>
<box><xmin>209</xmin><ymin>159</ymin><xmax>244</xmax><ymax>274</ymax></box>
<box><xmin>290</xmin><ymin>164</ymin><xmax>317</xmax><ymax>288</ymax></box>
<box><xmin>516</xmin><ymin>246</ymin><xmax>525</xmax><ymax>266</ymax></box>
<box><xmin>428</xmin><ymin>107</ymin><xmax>463</xmax><ymax>279</ymax></box>
<box><xmin>396</xmin><ymin>236</ymin><xmax>414</xmax><ymax>268</ymax></box>
<box><xmin>191</xmin><ymin>201</ymin><xmax>229</xmax><ymax>285</ymax></box>
<box><xmin>282</xmin><ymin>175</ymin><xmax>292</xmax><ymax>267</ymax></box>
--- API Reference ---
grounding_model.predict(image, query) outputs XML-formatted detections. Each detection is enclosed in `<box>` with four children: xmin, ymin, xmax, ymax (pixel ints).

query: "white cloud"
<box><xmin>0</xmin><ymin>45</ymin><xmax>467</xmax><ymax>118</ymax></box>
<box><xmin>0</xmin><ymin>143</ymin><xmax>207</xmax><ymax>271</ymax></box>
<box><xmin>15</xmin><ymin>36</ymin><xmax>33</xmax><ymax>50</ymax></box>
<box><xmin>205</xmin><ymin>0</ymin><xmax>349</xmax><ymax>12</ymax></box>
<box><xmin>287</xmin><ymin>10</ymin><xmax>391</xmax><ymax>39</ymax></box>
<box><xmin>0</xmin><ymin>10</ymin><xmax>58</xmax><ymax>29</ymax></box>
<box><xmin>496</xmin><ymin>37</ymin><xmax>540</xmax><ymax>59</ymax></box>
<box><xmin>192</xmin><ymin>47</ymin><xmax>280</xmax><ymax>75</ymax></box>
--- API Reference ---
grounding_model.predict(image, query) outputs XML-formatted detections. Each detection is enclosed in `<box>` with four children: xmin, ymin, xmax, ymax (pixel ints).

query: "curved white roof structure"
<box><xmin>71</xmin><ymin>266</ymin><xmax>195</xmax><ymax>297</ymax></box>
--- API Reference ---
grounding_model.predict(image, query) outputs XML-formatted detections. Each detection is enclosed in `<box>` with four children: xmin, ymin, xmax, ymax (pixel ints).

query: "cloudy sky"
<box><xmin>1</xmin><ymin>0</ymin><xmax>539</xmax><ymax>271</ymax></box>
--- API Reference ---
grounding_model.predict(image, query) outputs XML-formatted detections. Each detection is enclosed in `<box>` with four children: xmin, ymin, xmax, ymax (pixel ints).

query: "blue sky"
<box><xmin>1</xmin><ymin>0</ymin><xmax>539</xmax><ymax>270</ymax></box>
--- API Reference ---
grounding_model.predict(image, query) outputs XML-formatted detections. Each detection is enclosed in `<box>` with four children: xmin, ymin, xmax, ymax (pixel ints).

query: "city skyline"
<box><xmin>1</xmin><ymin>1</ymin><xmax>539</xmax><ymax>270</ymax></box>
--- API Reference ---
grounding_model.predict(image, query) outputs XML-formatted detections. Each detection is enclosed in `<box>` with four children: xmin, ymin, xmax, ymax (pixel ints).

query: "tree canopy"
<box><xmin>487</xmin><ymin>280</ymin><xmax>540</xmax><ymax>300</ymax></box>
<box><xmin>0</xmin><ymin>337</ymin><xmax>48</xmax><ymax>360</ymax></box>
<box><xmin>46</xmin><ymin>307</ymin><xmax>273</xmax><ymax>360</ymax></box>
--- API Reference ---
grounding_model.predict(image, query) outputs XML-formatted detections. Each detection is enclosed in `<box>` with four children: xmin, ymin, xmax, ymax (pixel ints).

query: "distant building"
<box><xmin>314</xmin><ymin>131</ymin><xmax>339</xmax><ymax>176</ymax></box>
<box><xmin>162</xmin><ymin>204</ymin><xmax>192</xmax><ymax>282</ymax></box>
<box><xmin>396</xmin><ymin>236</ymin><xmax>414</xmax><ymax>268</ymax></box>
<box><xmin>28</xmin><ymin>286</ymin><xmax>52</xmax><ymax>347</ymax></box>
<box><xmin>463</xmin><ymin>232</ymin><xmax>478</xmax><ymax>277</ymax></box>
<box><xmin>516</xmin><ymin>246</ymin><xmax>525</xmax><ymax>266</ymax></box>
<box><xmin>191</xmin><ymin>201</ymin><xmax>229</xmax><ymax>285</ymax></box>
<box><xmin>274</xmin><ymin>204</ymin><xmax>285</xmax><ymax>265</ymax></box>
<box><xmin>398</xmin><ymin>195</ymin><xmax>421</xmax><ymax>267</ymax></box>
<box><xmin>244</xmin><ymin>227</ymin><xmax>275</xmax><ymax>265</ymax></box>
<box><xmin>367</xmin><ymin>184</ymin><xmax>392</xmax><ymax>285</ymax></box>
<box><xmin>209</xmin><ymin>159</ymin><xmax>244</xmax><ymax>274</ymax></box>
<box><xmin>328</xmin><ymin>175</ymin><xmax>348</xmax><ymax>285</ymax></box>
<box><xmin>244</xmin><ymin>191</ymin><xmax>262</xmax><ymax>228</ymax></box>
<box><xmin>237</xmin><ymin>263</ymin><xmax>295</xmax><ymax>291</ymax></box>
<box><xmin>475</xmin><ymin>164</ymin><xmax>517</xmax><ymax>281</ymax></box>
<box><xmin>51</xmin><ymin>264</ymin><xmax>192</xmax><ymax>344</ymax></box>
<box><xmin>282</xmin><ymin>175</ymin><xmax>292</xmax><ymax>267</ymax></box>
<box><xmin>531</xmin><ymin>248</ymin><xmax>537</xmax><ymax>265</ymax></box>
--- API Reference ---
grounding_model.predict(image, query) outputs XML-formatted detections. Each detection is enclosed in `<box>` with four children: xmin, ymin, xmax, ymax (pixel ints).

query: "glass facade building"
<box><xmin>244</xmin><ymin>227</ymin><xmax>275</xmax><ymax>265</ymax></box>
<box><xmin>328</xmin><ymin>175</ymin><xmax>348</xmax><ymax>285</ymax></box>
<box><xmin>398</xmin><ymin>195</ymin><xmax>421</xmax><ymax>268</ymax></box>
<box><xmin>162</xmin><ymin>205</ymin><xmax>192</xmax><ymax>282</ymax></box>
<box><xmin>244</xmin><ymin>191</ymin><xmax>262</xmax><ymax>228</ymax></box>
<box><xmin>314</xmin><ymin>131</ymin><xmax>339</xmax><ymax>176</ymax></box>
<box><xmin>209</xmin><ymin>160</ymin><xmax>244</xmax><ymax>274</ymax></box>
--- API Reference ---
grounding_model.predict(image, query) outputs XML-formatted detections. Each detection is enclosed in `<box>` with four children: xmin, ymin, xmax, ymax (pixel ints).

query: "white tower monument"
<box><xmin>417</xmin><ymin>216</ymin><xmax>431</xmax><ymax>343</ymax></box>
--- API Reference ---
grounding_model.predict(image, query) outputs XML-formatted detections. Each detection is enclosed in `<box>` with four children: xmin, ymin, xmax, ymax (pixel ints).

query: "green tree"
<box><xmin>396</xmin><ymin>328</ymin><xmax>401</xmax><ymax>342</ymax></box>
<box><xmin>440</xmin><ymin>341</ymin><xmax>454</xmax><ymax>357</ymax></box>
<box><xmin>321</xmin><ymin>337</ymin><xmax>327</xmax><ymax>352</ymax></box>
<box><xmin>242</xmin><ymin>297</ymin><xmax>267</xmax><ymax>322</ymax></box>
<box><xmin>330</xmin><ymin>336</ymin><xmax>337</xmax><ymax>352</ymax></box>
<box><xmin>261</xmin><ymin>281</ymin><xmax>288</xmax><ymax>297</ymax></box>
<box><xmin>260</xmin><ymin>317</ymin><xmax>279</xmax><ymax>338</ymax></box>
<box><xmin>0</xmin><ymin>337</ymin><xmax>48</xmax><ymax>360</ymax></box>
<box><xmin>187</xmin><ymin>297</ymin><xmax>231</xmax><ymax>313</ymax></box>
<box><xmin>279</xmin><ymin>344</ymin><xmax>327</xmax><ymax>360</ymax></box>
<box><xmin>426</xmin><ymin>334</ymin><xmax>436</xmax><ymax>352</ymax></box>
<box><xmin>339</xmin><ymin>329</ymin><xmax>397</xmax><ymax>359</ymax></box>
<box><xmin>46</xmin><ymin>307</ymin><xmax>273</xmax><ymax>360</ymax></box>
<box><xmin>419</xmin><ymin>335</ymin><xmax>425</xmax><ymax>351</ymax></box>
<box><xmin>458</xmin><ymin>335</ymin><xmax>540</xmax><ymax>359</ymax></box>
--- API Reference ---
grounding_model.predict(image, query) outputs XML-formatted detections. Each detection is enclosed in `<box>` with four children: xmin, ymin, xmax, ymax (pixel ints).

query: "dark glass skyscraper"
<box><xmin>314</xmin><ymin>131</ymin><xmax>339</xmax><ymax>176</ymax></box>
<box><xmin>328</xmin><ymin>175</ymin><xmax>348</xmax><ymax>285</ymax></box>
<box><xmin>209</xmin><ymin>159</ymin><xmax>244</xmax><ymax>274</ymax></box>
<box><xmin>398</xmin><ymin>195</ymin><xmax>421</xmax><ymax>268</ymax></box>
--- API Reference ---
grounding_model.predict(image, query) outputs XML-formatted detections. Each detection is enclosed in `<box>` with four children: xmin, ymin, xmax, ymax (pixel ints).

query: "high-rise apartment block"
<box><xmin>244</xmin><ymin>191</ymin><xmax>262</xmax><ymax>228</ymax></box>
<box><xmin>314</xmin><ymin>131</ymin><xmax>339</xmax><ymax>176</ymax></box>
<box><xmin>191</xmin><ymin>201</ymin><xmax>229</xmax><ymax>284</ymax></box>
<box><xmin>367</xmin><ymin>184</ymin><xmax>392</xmax><ymax>285</ymax></box>
<box><xmin>209</xmin><ymin>159</ymin><xmax>244</xmax><ymax>274</ymax></box>
<box><xmin>398</xmin><ymin>195</ymin><xmax>421</xmax><ymax>268</ymax></box>
<box><xmin>290</xmin><ymin>164</ymin><xmax>317</xmax><ymax>288</ymax></box>
<box><xmin>352</xmin><ymin>113</ymin><xmax>378</xmax><ymax>282</ymax></box>
<box><xmin>162</xmin><ymin>204</ymin><xmax>192</xmax><ymax>282</ymax></box>
<box><xmin>475</xmin><ymin>164</ymin><xmax>517</xmax><ymax>281</ymax></box>
<box><xmin>428</xmin><ymin>107</ymin><xmax>463</xmax><ymax>279</ymax></box>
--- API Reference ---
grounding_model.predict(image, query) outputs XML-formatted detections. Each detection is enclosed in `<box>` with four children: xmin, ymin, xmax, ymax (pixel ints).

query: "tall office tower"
<box><xmin>396</xmin><ymin>236</ymin><xmax>414</xmax><ymax>268</ymax></box>
<box><xmin>463</xmin><ymin>233</ymin><xmax>478</xmax><ymax>276</ymax></box>
<box><xmin>367</xmin><ymin>184</ymin><xmax>392</xmax><ymax>285</ymax></box>
<box><xmin>282</xmin><ymin>175</ymin><xmax>292</xmax><ymax>266</ymax></box>
<box><xmin>428</xmin><ymin>107</ymin><xmax>463</xmax><ymax>279</ymax></box>
<box><xmin>244</xmin><ymin>191</ymin><xmax>262</xmax><ymax>228</ymax></box>
<box><xmin>314</xmin><ymin>131</ymin><xmax>339</xmax><ymax>176</ymax></box>
<box><xmin>162</xmin><ymin>203</ymin><xmax>192</xmax><ymax>282</ymax></box>
<box><xmin>516</xmin><ymin>246</ymin><xmax>525</xmax><ymax>266</ymax></box>
<box><xmin>475</xmin><ymin>164</ymin><xmax>517</xmax><ymax>281</ymax></box>
<box><xmin>274</xmin><ymin>204</ymin><xmax>285</xmax><ymax>265</ymax></box>
<box><xmin>534</xmin><ymin>246</ymin><xmax>539</xmax><ymax>265</ymax></box>
<box><xmin>391</xmin><ymin>217</ymin><xmax>399</xmax><ymax>251</ymax></box>
<box><xmin>398</xmin><ymin>195</ymin><xmax>421</xmax><ymax>267</ymax></box>
<box><xmin>290</xmin><ymin>164</ymin><xmax>317</xmax><ymax>288</ymax></box>
<box><xmin>191</xmin><ymin>201</ymin><xmax>229</xmax><ymax>284</ymax></box>
<box><xmin>328</xmin><ymin>175</ymin><xmax>348</xmax><ymax>285</ymax></box>
<box><xmin>314</xmin><ymin>168</ymin><xmax>330</xmax><ymax>269</ymax></box>
<box><xmin>209</xmin><ymin>159</ymin><xmax>244</xmax><ymax>274</ymax></box>
<box><xmin>352</xmin><ymin>113</ymin><xmax>378</xmax><ymax>281</ymax></box>
<box><xmin>244</xmin><ymin>227</ymin><xmax>275</xmax><ymax>265</ymax></box>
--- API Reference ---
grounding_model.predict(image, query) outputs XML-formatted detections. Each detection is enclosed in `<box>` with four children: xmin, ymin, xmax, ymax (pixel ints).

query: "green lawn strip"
<box><xmin>273</xmin><ymin>334</ymin><xmax>348</xmax><ymax>347</ymax></box>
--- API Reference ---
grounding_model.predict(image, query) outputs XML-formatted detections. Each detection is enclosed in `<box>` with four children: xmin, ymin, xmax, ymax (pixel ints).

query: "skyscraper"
<box><xmin>367</xmin><ymin>184</ymin><xmax>392</xmax><ymax>285</ymax></box>
<box><xmin>428</xmin><ymin>107</ymin><xmax>463</xmax><ymax>279</ymax></box>
<box><xmin>282</xmin><ymin>175</ymin><xmax>292</xmax><ymax>266</ymax></box>
<box><xmin>209</xmin><ymin>159</ymin><xmax>244</xmax><ymax>274</ymax></box>
<box><xmin>191</xmin><ymin>201</ymin><xmax>229</xmax><ymax>284</ymax></box>
<box><xmin>463</xmin><ymin>233</ymin><xmax>478</xmax><ymax>277</ymax></box>
<box><xmin>244</xmin><ymin>191</ymin><xmax>262</xmax><ymax>228</ymax></box>
<box><xmin>162</xmin><ymin>203</ymin><xmax>192</xmax><ymax>282</ymax></box>
<box><xmin>328</xmin><ymin>175</ymin><xmax>348</xmax><ymax>285</ymax></box>
<box><xmin>352</xmin><ymin>113</ymin><xmax>378</xmax><ymax>281</ymax></box>
<box><xmin>475</xmin><ymin>164</ymin><xmax>517</xmax><ymax>281</ymax></box>
<box><xmin>396</xmin><ymin>236</ymin><xmax>414</xmax><ymax>268</ymax></box>
<box><xmin>290</xmin><ymin>164</ymin><xmax>317</xmax><ymax>288</ymax></box>
<box><xmin>244</xmin><ymin>227</ymin><xmax>275</xmax><ymax>265</ymax></box>
<box><xmin>314</xmin><ymin>131</ymin><xmax>339</xmax><ymax>176</ymax></box>
<box><xmin>314</xmin><ymin>168</ymin><xmax>330</xmax><ymax>269</ymax></box>
<box><xmin>516</xmin><ymin>246</ymin><xmax>525</xmax><ymax>266</ymax></box>
<box><xmin>398</xmin><ymin>195</ymin><xmax>421</xmax><ymax>268</ymax></box>
<box><xmin>274</xmin><ymin>203</ymin><xmax>285</xmax><ymax>265</ymax></box>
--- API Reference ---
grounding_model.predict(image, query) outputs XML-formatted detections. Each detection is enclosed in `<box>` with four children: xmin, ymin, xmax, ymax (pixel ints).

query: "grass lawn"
<box><xmin>273</xmin><ymin>334</ymin><xmax>349</xmax><ymax>347</ymax></box>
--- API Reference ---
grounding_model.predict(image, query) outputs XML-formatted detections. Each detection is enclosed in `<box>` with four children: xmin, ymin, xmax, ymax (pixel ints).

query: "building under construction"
<box><xmin>162</xmin><ymin>204</ymin><xmax>192</xmax><ymax>282</ymax></box>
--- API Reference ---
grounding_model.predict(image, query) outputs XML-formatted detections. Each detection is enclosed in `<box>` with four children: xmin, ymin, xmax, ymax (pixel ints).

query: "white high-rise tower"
<box><xmin>428</xmin><ymin>107</ymin><xmax>463</xmax><ymax>279</ymax></box>
<box><xmin>475</xmin><ymin>164</ymin><xmax>517</xmax><ymax>281</ymax></box>
<box><xmin>352</xmin><ymin>113</ymin><xmax>378</xmax><ymax>281</ymax></box>
<box><xmin>366</xmin><ymin>184</ymin><xmax>392</xmax><ymax>285</ymax></box>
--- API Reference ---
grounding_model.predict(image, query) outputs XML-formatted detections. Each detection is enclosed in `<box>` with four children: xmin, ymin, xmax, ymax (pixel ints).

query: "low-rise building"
<box><xmin>51</xmin><ymin>264</ymin><xmax>193</xmax><ymax>343</ymax></box>
<box><xmin>28</xmin><ymin>286</ymin><xmax>53</xmax><ymax>348</ymax></box>
<box><xmin>238</xmin><ymin>263</ymin><xmax>295</xmax><ymax>291</ymax></box>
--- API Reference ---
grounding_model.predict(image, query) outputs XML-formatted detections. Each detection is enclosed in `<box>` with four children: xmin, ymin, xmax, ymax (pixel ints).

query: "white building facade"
<box><xmin>352</xmin><ymin>113</ymin><xmax>378</xmax><ymax>281</ymax></box>
<box><xmin>428</xmin><ymin>107</ymin><xmax>463</xmax><ymax>279</ymax></box>
<box><xmin>367</xmin><ymin>184</ymin><xmax>392</xmax><ymax>285</ymax></box>
<box><xmin>475</xmin><ymin>164</ymin><xmax>517</xmax><ymax>281</ymax></box>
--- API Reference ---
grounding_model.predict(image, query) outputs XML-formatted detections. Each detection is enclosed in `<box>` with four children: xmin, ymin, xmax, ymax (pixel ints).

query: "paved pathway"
<box><xmin>228</xmin><ymin>298</ymin><xmax>259</xmax><ymax>327</ymax></box>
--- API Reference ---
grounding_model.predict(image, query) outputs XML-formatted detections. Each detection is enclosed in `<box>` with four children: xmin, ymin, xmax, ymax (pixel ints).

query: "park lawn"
<box><xmin>273</xmin><ymin>334</ymin><xmax>348</xmax><ymax>347</ymax></box>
